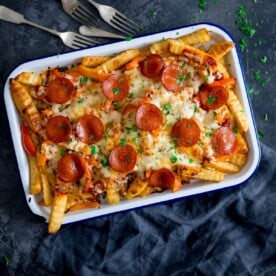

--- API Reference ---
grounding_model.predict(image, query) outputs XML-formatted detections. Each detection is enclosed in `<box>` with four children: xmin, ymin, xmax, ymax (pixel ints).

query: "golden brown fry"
<box><xmin>48</xmin><ymin>194</ymin><xmax>67</xmax><ymax>234</ymax></box>
<box><xmin>227</xmin><ymin>90</ymin><xmax>249</xmax><ymax>132</ymax></box>
<box><xmin>169</xmin><ymin>40</ymin><xmax>218</xmax><ymax>71</ymax></box>
<box><xmin>208</xmin><ymin>41</ymin><xmax>235</xmax><ymax>60</ymax></box>
<box><xmin>106</xmin><ymin>180</ymin><xmax>120</xmax><ymax>204</ymax></box>
<box><xmin>227</xmin><ymin>153</ymin><xmax>247</xmax><ymax>167</ymax></box>
<box><xmin>28</xmin><ymin>156</ymin><xmax>42</xmax><ymax>195</ymax></box>
<box><xmin>10</xmin><ymin>79</ymin><xmax>42</xmax><ymax>135</ymax></box>
<box><xmin>125</xmin><ymin>179</ymin><xmax>148</xmax><ymax>199</ymax></box>
<box><xmin>81</xmin><ymin>56</ymin><xmax>110</xmax><ymax>68</ymax></box>
<box><xmin>150</xmin><ymin>39</ymin><xmax>171</xmax><ymax>54</ymax></box>
<box><xmin>180</xmin><ymin>165</ymin><xmax>224</xmax><ymax>182</ymax></box>
<box><xmin>15</xmin><ymin>72</ymin><xmax>42</xmax><ymax>86</ymax></box>
<box><xmin>204</xmin><ymin>160</ymin><xmax>240</xmax><ymax>173</ymax></box>
<box><xmin>41</xmin><ymin>173</ymin><xmax>53</xmax><ymax>206</ymax></box>
<box><xmin>69</xmin><ymin>201</ymin><xmax>100</xmax><ymax>212</ymax></box>
<box><xmin>150</xmin><ymin>28</ymin><xmax>211</xmax><ymax>54</ymax></box>
<box><xmin>178</xmin><ymin>28</ymin><xmax>210</xmax><ymax>45</ymax></box>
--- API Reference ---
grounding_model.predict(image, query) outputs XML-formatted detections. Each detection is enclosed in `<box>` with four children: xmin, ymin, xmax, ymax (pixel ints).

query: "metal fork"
<box><xmin>61</xmin><ymin>0</ymin><xmax>124</xmax><ymax>39</ymax></box>
<box><xmin>0</xmin><ymin>5</ymin><xmax>97</xmax><ymax>49</ymax></box>
<box><xmin>87</xmin><ymin>0</ymin><xmax>140</xmax><ymax>35</ymax></box>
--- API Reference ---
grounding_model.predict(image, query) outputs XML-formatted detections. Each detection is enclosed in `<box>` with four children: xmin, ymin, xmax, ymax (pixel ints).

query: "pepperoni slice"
<box><xmin>46</xmin><ymin>77</ymin><xmax>75</xmax><ymax>104</ymax></box>
<box><xmin>109</xmin><ymin>145</ymin><xmax>137</xmax><ymax>172</ymax></box>
<box><xmin>46</xmin><ymin>115</ymin><xmax>72</xmax><ymax>143</ymax></box>
<box><xmin>102</xmin><ymin>74</ymin><xmax>129</xmax><ymax>101</ymax></box>
<box><xmin>171</xmin><ymin>118</ymin><xmax>200</xmax><ymax>147</ymax></box>
<box><xmin>198</xmin><ymin>85</ymin><xmax>229</xmax><ymax>110</ymax></box>
<box><xmin>212</xmin><ymin>126</ymin><xmax>237</xmax><ymax>155</ymax></box>
<box><xmin>135</xmin><ymin>103</ymin><xmax>163</xmax><ymax>131</ymax></box>
<box><xmin>139</xmin><ymin>54</ymin><xmax>164</xmax><ymax>78</ymax></box>
<box><xmin>161</xmin><ymin>64</ymin><xmax>189</xmax><ymax>92</ymax></box>
<box><xmin>76</xmin><ymin>114</ymin><xmax>104</xmax><ymax>145</ymax></box>
<box><xmin>57</xmin><ymin>153</ymin><xmax>85</xmax><ymax>182</ymax></box>
<box><xmin>149</xmin><ymin>168</ymin><xmax>175</xmax><ymax>189</ymax></box>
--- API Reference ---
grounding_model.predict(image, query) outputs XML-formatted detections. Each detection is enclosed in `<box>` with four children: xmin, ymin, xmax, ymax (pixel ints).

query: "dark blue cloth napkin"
<box><xmin>30</xmin><ymin>143</ymin><xmax>276</xmax><ymax>275</ymax></box>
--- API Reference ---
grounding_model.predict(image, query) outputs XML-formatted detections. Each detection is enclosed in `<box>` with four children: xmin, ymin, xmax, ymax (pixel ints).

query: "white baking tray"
<box><xmin>4</xmin><ymin>23</ymin><xmax>261</xmax><ymax>224</ymax></box>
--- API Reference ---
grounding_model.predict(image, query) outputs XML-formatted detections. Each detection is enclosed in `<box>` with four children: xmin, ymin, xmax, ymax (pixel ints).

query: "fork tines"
<box><xmin>72</xmin><ymin>3</ymin><xmax>99</xmax><ymax>27</ymax></box>
<box><xmin>111</xmin><ymin>11</ymin><xmax>140</xmax><ymax>35</ymax></box>
<box><xmin>72</xmin><ymin>34</ymin><xmax>98</xmax><ymax>49</ymax></box>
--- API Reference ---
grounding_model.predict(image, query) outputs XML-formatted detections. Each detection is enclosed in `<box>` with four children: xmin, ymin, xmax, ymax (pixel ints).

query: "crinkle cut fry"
<box><xmin>179</xmin><ymin>165</ymin><xmax>224</xmax><ymax>182</ymax></box>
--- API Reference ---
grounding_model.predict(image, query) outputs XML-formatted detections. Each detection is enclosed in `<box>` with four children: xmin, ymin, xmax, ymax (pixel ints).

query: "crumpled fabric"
<box><xmin>30</xmin><ymin>143</ymin><xmax>276</xmax><ymax>276</ymax></box>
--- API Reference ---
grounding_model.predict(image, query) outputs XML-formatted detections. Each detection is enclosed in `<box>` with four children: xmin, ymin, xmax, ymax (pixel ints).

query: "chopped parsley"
<box><xmin>77</xmin><ymin>98</ymin><xmax>84</xmax><ymax>104</ymax></box>
<box><xmin>253</xmin><ymin>70</ymin><xmax>261</xmax><ymax>81</ymax></box>
<box><xmin>162</xmin><ymin>103</ymin><xmax>171</xmax><ymax>115</ymax></box>
<box><xmin>260</xmin><ymin>56</ymin><xmax>267</xmax><ymax>64</ymax></box>
<box><xmin>207</xmin><ymin>95</ymin><xmax>216</xmax><ymax>104</ymax></box>
<box><xmin>100</xmin><ymin>159</ymin><xmax>108</xmax><ymax>168</ymax></box>
<box><xmin>198</xmin><ymin>0</ymin><xmax>207</xmax><ymax>10</ymax></box>
<box><xmin>236</xmin><ymin>5</ymin><xmax>256</xmax><ymax>37</ymax></box>
<box><xmin>188</xmin><ymin>158</ymin><xmax>194</xmax><ymax>164</ymax></box>
<box><xmin>90</xmin><ymin>145</ymin><xmax>97</xmax><ymax>154</ymax></box>
<box><xmin>239</xmin><ymin>38</ymin><xmax>248</xmax><ymax>51</ymax></box>
<box><xmin>170</xmin><ymin>155</ymin><xmax>178</xmax><ymax>164</ymax></box>
<box><xmin>113</xmin><ymin>87</ymin><xmax>120</xmax><ymax>94</ymax></box>
<box><xmin>125</xmin><ymin>35</ymin><xmax>132</xmax><ymax>41</ymax></box>
<box><xmin>258</xmin><ymin>130</ymin><xmax>264</xmax><ymax>138</ymax></box>
<box><xmin>80</xmin><ymin>76</ymin><xmax>89</xmax><ymax>84</ymax></box>
<box><xmin>119</xmin><ymin>138</ymin><xmax>127</xmax><ymax>146</ymax></box>
<box><xmin>59</xmin><ymin>148</ymin><xmax>66</xmax><ymax>156</ymax></box>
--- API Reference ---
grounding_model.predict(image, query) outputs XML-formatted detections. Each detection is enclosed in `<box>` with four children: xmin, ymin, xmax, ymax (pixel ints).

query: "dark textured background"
<box><xmin>0</xmin><ymin>0</ymin><xmax>275</xmax><ymax>274</ymax></box>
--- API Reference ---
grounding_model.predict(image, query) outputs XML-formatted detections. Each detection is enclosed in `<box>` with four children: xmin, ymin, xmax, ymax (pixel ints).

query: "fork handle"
<box><xmin>86</xmin><ymin>0</ymin><xmax>101</xmax><ymax>9</ymax></box>
<box><xmin>0</xmin><ymin>6</ymin><xmax>60</xmax><ymax>37</ymax></box>
<box><xmin>79</xmin><ymin>25</ymin><xmax>125</xmax><ymax>39</ymax></box>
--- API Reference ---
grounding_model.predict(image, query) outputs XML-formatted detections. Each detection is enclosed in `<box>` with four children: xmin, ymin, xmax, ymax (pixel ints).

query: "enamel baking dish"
<box><xmin>4</xmin><ymin>23</ymin><xmax>261</xmax><ymax>224</ymax></box>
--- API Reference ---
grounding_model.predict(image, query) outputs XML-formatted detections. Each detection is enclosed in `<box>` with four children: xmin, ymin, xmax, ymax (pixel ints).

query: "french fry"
<box><xmin>125</xmin><ymin>179</ymin><xmax>148</xmax><ymax>199</ymax></box>
<box><xmin>15</xmin><ymin>72</ymin><xmax>42</xmax><ymax>86</ymax></box>
<box><xmin>227</xmin><ymin>90</ymin><xmax>249</xmax><ymax>132</ymax></box>
<box><xmin>180</xmin><ymin>165</ymin><xmax>224</xmax><ymax>182</ymax></box>
<box><xmin>81</xmin><ymin>56</ymin><xmax>110</xmax><ymax>68</ymax></box>
<box><xmin>178</xmin><ymin>28</ymin><xmax>210</xmax><ymax>45</ymax></box>
<box><xmin>28</xmin><ymin>156</ymin><xmax>42</xmax><ymax>195</ymax></box>
<box><xmin>10</xmin><ymin>80</ymin><xmax>42</xmax><ymax>134</ymax></box>
<box><xmin>227</xmin><ymin>153</ymin><xmax>247</xmax><ymax>167</ymax></box>
<box><xmin>69</xmin><ymin>201</ymin><xmax>100</xmax><ymax>212</ymax></box>
<box><xmin>204</xmin><ymin>160</ymin><xmax>240</xmax><ymax>173</ymax></box>
<box><xmin>106</xmin><ymin>180</ymin><xmax>120</xmax><ymax>204</ymax></box>
<box><xmin>41</xmin><ymin>173</ymin><xmax>53</xmax><ymax>206</ymax></box>
<box><xmin>207</xmin><ymin>41</ymin><xmax>235</xmax><ymax>60</ymax></box>
<box><xmin>48</xmin><ymin>194</ymin><xmax>67</xmax><ymax>234</ymax></box>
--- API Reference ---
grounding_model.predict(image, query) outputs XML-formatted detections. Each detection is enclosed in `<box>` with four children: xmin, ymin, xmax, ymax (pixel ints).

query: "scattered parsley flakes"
<box><xmin>100</xmin><ymin>159</ymin><xmax>108</xmax><ymax>168</ymax></box>
<box><xmin>260</xmin><ymin>56</ymin><xmax>267</xmax><ymax>64</ymax></box>
<box><xmin>59</xmin><ymin>148</ymin><xmax>66</xmax><ymax>156</ymax></box>
<box><xmin>258</xmin><ymin>130</ymin><xmax>264</xmax><ymax>138</ymax></box>
<box><xmin>90</xmin><ymin>145</ymin><xmax>97</xmax><ymax>155</ymax></box>
<box><xmin>125</xmin><ymin>35</ymin><xmax>132</xmax><ymax>41</ymax></box>
<box><xmin>170</xmin><ymin>155</ymin><xmax>178</xmax><ymax>164</ymax></box>
<box><xmin>239</xmin><ymin>38</ymin><xmax>248</xmax><ymax>51</ymax></box>
<box><xmin>198</xmin><ymin>0</ymin><xmax>207</xmax><ymax>10</ymax></box>
<box><xmin>236</xmin><ymin>5</ymin><xmax>256</xmax><ymax>37</ymax></box>
<box><xmin>162</xmin><ymin>103</ymin><xmax>171</xmax><ymax>115</ymax></box>
<box><xmin>80</xmin><ymin>76</ymin><xmax>89</xmax><ymax>84</ymax></box>
<box><xmin>77</xmin><ymin>98</ymin><xmax>84</xmax><ymax>104</ymax></box>
<box><xmin>207</xmin><ymin>95</ymin><xmax>216</xmax><ymax>104</ymax></box>
<box><xmin>119</xmin><ymin>138</ymin><xmax>127</xmax><ymax>146</ymax></box>
<box><xmin>113</xmin><ymin>87</ymin><xmax>120</xmax><ymax>94</ymax></box>
<box><xmin>253</xmin><ymin>70</ymin><xmax>261</xmax><ymax>81</ymax></box>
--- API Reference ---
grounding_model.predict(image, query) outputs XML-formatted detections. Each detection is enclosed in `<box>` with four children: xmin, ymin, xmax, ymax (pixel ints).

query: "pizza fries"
<box><xmin>10</xmin><ymin>28</ymin><xmax>249</xmax><ymax>233</ymax></box>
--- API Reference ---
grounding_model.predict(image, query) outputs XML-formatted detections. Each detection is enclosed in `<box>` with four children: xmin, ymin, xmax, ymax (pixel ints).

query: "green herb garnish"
<box><xmin>170</xmin><ymin>155</ymin><xmax>178</xmax><ymax>164</ymax></box>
